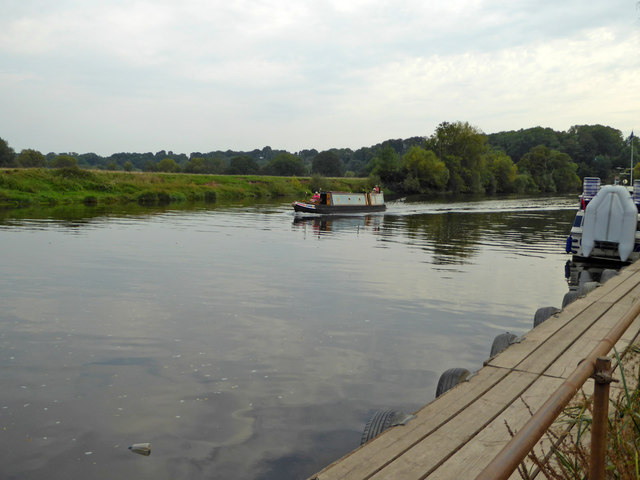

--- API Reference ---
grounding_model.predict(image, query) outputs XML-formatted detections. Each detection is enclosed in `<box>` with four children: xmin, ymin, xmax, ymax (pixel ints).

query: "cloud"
<box><xmin>1</xmin><ymin>0</ymin><xmax>639</xmax><ymax>155</ymax></box>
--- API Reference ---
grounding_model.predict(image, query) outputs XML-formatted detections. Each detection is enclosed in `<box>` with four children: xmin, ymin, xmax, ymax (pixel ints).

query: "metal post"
<box><xmin>631</xmin><ymin>131</ymin><xmax>635</xmax><ymax>186</ymax></box>
<box><xmin>589</xmin><ymin>356</ymin><xmax>614</xmax><ymax>480</ymax></box>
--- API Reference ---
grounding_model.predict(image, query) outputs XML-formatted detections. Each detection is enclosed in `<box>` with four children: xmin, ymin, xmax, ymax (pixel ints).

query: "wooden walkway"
<box><xmin>308</xmin><ymin>260</ymin><xmax>640</xmax><ymax>480</ymax></box>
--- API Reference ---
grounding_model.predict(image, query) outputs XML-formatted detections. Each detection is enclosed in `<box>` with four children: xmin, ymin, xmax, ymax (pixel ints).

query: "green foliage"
<box><xmin>52</xmin><ymin>155</ymin><xmax>78</xmax><ymax>168</ymax></box>
<box><xmin>156</xmin><ymin>158</ymin><xmax>181</xmax><ymax>173</ymax></box>
<box><xmin>0</xmin><ymin>138</ymin><xmax>16</xmax><ymax>167</ymax></box>
<box><xmin>17</xmin><ymin>149</ymin><xmax>46</xmax><ymax>168</ymax></box>
<box><xmin>309</xmin><ymin>173</ymin><xmax>326</xmax><ymax>193</ymax></box>
<box><xmin>485</xmin><ymin>150</ymin><xmax>517</xmax><ymax>193</ymax></box>
<box><xmin>2</xmin><ymin>120</ymin><xmax>632</xmax><ymax>197</ymax></box>
<box><xmin>53</xmin><ymin>166</ymin><xmax>96</xmax><ymax>180</ymax></box>
<box><xmin>370</xmin><ymin>145</ymin><xmax>403</xmax><ymax>186</ymax></box>
<box><xmin>312</xmin><ymin>151</ymin><xmax>344</xmax><ymax>177</ymax></box>
<box><xmin>226</xmin><ymin>156</ymin><xmax>259</xmax><ymax>175</ymax></box>
<box><xmin>517</xmin><ymin>145</ymin><xmax>580</xmax><ymax>193</ymax></box>
<box><xmin>263</xmin><ymin>153</ymin><xmax>306</xmax><ymax>176</ymax></box>
<box><xmin>402</xmin><ymin>146</ymin><xmax>449</xmax><ymax>193</ymax></box>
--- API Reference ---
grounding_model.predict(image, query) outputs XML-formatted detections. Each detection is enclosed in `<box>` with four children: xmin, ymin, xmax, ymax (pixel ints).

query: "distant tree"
<box><xmin>517</xmin><ymin>145</ymin><xmax>580</xmax><ymax>192</ymax></box>
<box><xmin>488</xmin><ymin>127</ymin><xmax>561</xmax><ymax>162</ymax></box>
<box><xmin>402</xmin><ymin>146</ymin><xmax>449</xmax><ymax>192</ymax></box>
<box><xmin>368</xmin><ymin>145</ymin><xmax>403</xmax><ymax>184</ymax></box>
<box><xmin>428</xmin><ymin>121</ymin><xmax>488</xmax><ymax>192</ymax></box>
<box><xmin>52</xmin><ymin>155</ymin><xmax>78</xmax><ymax>168</ymax></box>
<box><xmin>226</xmin><ymin>155</ymin><xmax>259</xmax><ymax>175</ymax></box>
<box><xmin>484</xmin><ymin>150</ymin><xmax>517</xmax><ymax>193</ymax></box>
<box><xmin>157</xmin><ymin>158</ymin><xmax>181</xmax><ymax>173</ymax></box>
<box><xmin>263</xmin><ymin>153</ymin><xmax>305</xmax><ymax>176</ymax></box>
<box><xmin>143</xmin><ymin>160</ymin><xmax>157</xmax><ymax>172</ymax></box>
<box><xmin>124</xmin><ymin>161</ymin><xmax>134</xmax><ymax>172</ymax></box>
<box><xmin>0</xmin><ymin>137</ymin><xmax>16</xmax><ymax>167</ymax></box>
<box><xmin>312</xmin><ymin>151</ymin><xmax>344</xmax><ymax>177</ymax></box>
<box><xmin>563</xmin><ymin>125</ymin><xmax>625</xmax><ymax>177</ymax></box>
<box><xmin>183</xmin><ymin>158</ymin><xmax>207</xmax><ymax>174</ymax></box>
<box><xmin>17</xmin><ymin>149</ymin><xmax>46</xmax><ymax>168</ymax></box>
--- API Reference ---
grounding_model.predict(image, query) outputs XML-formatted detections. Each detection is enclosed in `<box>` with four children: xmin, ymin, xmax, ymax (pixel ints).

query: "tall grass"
<box><xmin>0</xmin><ymin>168</ymin><xmax>375</xmax><ymax>207</ymax></box>
<box><xmin>514</xmin><ymin>345</ymin><xmax>640</xmax><ymax>479</ymax></box>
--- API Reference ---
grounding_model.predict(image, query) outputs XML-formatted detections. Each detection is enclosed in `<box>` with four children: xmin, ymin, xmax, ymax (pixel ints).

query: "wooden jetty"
<box><xmin>308</xmin><ymin>260</ymin><xmax>640</xmax><ymax>480</ymax></box>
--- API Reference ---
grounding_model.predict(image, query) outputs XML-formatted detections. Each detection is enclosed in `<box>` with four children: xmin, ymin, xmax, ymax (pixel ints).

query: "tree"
<box><xmin>312</xmin><ymin>151</ymin><xmax>344</xmax><ymax>177</ymax></box>
<box><xmin>0</xmin><ymin>137</ymin><xmax>16</xmax><ymax>167</ymax></box>
<box><xmin>157</xmin><ymin>158</ymin><xmax>181</xmax><ymax>173</ymax></box>
<box><xmin>124</xmin><ymin>161</ymin><xmax>134</xmax><ymax>172</ymax></box>
<box><xmin>263</xmin><ymin>153</ymin><xmax>305</xmax><ymax>176</ymax></box>
<box><xmin>52</xmin><ymin>155</ymin><xmax>78</xmax><ymax>168</ymax></box>
<box><xmin>183</xmin><ymin>158</ymin><xmax>208</xmax><ymax>174</ymax></box>
<box><xmin>16</xmin><ymin>149</ymin><xmax>46</xmax><ymax>168</ymax></box>
<box><xmin>484</xmin><ymin>150</ymin><xmax>517</xmax><ymax>193</ymax></box>
<box><xmin>402</xmin><ymin>146</ymin><xmax>449</xmax><ymax>192</ymax></box>
<box><xmin>226</xmin><ymin>155</ymin><xmax>259</xmax><ymax>175</ymax></box>
<box><xmin>517</xmin><ymin>145</ymin><xmax>580</xmax><ymax>192</ymax></box>
<box><xmin>369</xmin><ymin>145</ymin><xmax>403</xmax><ymax>184</ymax></box>
<box><xmin>428</xmin><ymin>121</ymin><xmax>488</xmax><ymax>192</ymax></box>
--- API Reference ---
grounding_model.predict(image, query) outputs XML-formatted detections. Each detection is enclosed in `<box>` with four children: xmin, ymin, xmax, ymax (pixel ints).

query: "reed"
<box><xmin>514</xmin><ymin>345</ymin><xmax>640</xmax><ymax>479</ymax></box>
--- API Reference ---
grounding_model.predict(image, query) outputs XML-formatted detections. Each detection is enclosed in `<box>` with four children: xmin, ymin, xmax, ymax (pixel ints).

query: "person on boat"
<box><xmin>373</xmin><ymin>185</ymin><xmax>381</xmax><ymax>193</ymax></box>
<box><xmin>311</xmin><ymin>191</ymin><xmax>320</xmax><ymax>203</ymax></box>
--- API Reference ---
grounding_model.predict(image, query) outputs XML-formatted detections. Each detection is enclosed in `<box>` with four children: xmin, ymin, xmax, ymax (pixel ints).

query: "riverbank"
<box><xmin>0</xmin><ymin>168</ymin><xmax>374</xmax><ymax>207</ymax></box>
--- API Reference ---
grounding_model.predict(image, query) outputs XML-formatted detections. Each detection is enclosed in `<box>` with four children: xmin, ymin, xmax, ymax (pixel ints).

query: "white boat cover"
<box><xmin>581</xmin><ymin>185</ymin><xmax>638</xmax><ymax>261</ymax></box>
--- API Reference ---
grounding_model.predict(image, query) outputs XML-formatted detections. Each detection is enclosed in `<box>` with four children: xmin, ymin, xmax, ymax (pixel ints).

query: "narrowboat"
<box><xmin>292</xmin><ymin>191</ymin><xmax>386</xmax><ymax>214</ymax></box>
<box><xmin>566</xmin><ymin>177</ymin><xmax>640</xmax><ymax>263</ymax></box>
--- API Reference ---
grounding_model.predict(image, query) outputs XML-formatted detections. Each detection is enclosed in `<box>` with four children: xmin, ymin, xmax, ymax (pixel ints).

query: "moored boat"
<box><xmin>292</xmin><ymin>191</ymin><xmax>386</xmax><ymax>214</ymax></box>
<box><xmin>566</xmin><ymin>177</ymin><xmax>640</xmax><ymax>263</ymax></box>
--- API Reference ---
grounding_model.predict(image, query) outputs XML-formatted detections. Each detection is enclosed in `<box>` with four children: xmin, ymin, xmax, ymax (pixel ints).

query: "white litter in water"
<box><xmin>129</xmin><ymin>443</ymin><xmax>151</xmax><ymax>456</ymax></box>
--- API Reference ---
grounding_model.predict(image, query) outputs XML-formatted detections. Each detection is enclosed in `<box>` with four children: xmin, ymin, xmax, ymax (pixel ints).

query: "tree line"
<box><xmin>1</xmin><ymin>122</ymin><xmax>636</xmax><ymax>195</ymax></box>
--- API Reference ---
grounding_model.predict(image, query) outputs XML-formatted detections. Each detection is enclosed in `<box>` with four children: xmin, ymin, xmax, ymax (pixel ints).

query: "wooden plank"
<box><xmin>310</xmin><ymin>366</ymin><xmax>509</xmax><ymax>480</ymax></box>
<box><xmin>427</xmin><ymin>375</ymin><xmax>566</xmax><ymax>479</ymax></box>
<box><xmin>488</xmin><ymin>268</ymin><xmax>640</xmax><ymax>372</ymax></box>
<box><xmin>365</xmin><ymin>373</ymin><xmax>559</xmax><ymax>479</ymax></box>
<box><xmin>489</xmin><ymin>302</ymin><xmax>610</xmax><ymax>374</ymax></box>
<box><xmin>543</xmin><ymin>299</ymin><xmax>640</xmax><ymax>378</ymax></box>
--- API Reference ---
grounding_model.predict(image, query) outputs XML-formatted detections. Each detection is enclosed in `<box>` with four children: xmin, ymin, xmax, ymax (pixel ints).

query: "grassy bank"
<box><xmin>0</xmin><ymin>168</ymin><xmax>375</xmax><ymax>207</ymax></box>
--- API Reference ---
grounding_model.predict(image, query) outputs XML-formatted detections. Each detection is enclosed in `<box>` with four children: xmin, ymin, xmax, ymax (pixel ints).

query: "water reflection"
<box><xmin>0</xmin><ymin>195</ymin><xmax>579</xmax><ymax>479</ymax></box>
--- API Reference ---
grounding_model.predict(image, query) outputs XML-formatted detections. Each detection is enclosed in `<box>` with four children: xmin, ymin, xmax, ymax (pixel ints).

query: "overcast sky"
<box><xmin>1</xmin><ymin>0</ymin><xmax>639</xmax><ymax>156</ymax></box>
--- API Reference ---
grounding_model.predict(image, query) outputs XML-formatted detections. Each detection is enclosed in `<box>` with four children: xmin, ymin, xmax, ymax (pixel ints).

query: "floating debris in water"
<box><xmin>128</xmin><ymin>443</ymin><xmax>151</xmax><ymax>456</ymax></box>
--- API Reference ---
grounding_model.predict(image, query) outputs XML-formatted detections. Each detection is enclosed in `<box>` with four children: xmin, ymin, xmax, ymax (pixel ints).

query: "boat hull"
<box><xmin>567</xmin><ymin>182</ymin><xmax>640</xmax><ymax>263</ymax></box>
<box><xmin>293</xmin><ymin>201</ymin><xmax>385</xmax><ymax>214</ymax></box>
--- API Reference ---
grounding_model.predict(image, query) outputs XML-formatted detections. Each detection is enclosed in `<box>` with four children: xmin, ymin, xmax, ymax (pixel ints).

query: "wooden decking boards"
<box><xmin>308</xmin><ymin>261</ymin><xmax>640</xmax><ymax>480</ymax></box>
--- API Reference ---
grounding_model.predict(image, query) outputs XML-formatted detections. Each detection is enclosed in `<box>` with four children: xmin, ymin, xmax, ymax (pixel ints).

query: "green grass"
<box><xmin>515</xmin><ymin>345</ymin><xmax>640</xmax><ymax>479</ymax></box>
<box><xmin>0</xmin><ymin>168</ymin><xmax>375</xmax><ymax>207</ymax></box>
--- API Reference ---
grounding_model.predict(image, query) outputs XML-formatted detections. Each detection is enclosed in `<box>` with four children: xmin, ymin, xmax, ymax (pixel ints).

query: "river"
<box><xmin>0</xmin><ymin>195</ymin><xmax>578</xmax><ymax>479</ymax></box>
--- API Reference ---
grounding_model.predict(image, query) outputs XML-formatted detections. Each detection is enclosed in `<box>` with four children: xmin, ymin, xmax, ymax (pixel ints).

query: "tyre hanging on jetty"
<box><xmin>489</xmin><ymin>332</ymin><xmax>519</xmax><ymax>357</ymax></box>
<box><xmin>435</xmin><ymin>367</ymin><xmax>471</xmax><ymax>397</ymax></box>
<box><xmin>360</xmin><ymin>409</ymin><xmax>414</xmax><ymax>445</ymax></box>
<box><xmin>533</xmin><ymin>307</ymin><xmax>560</xmax><ymax>327</ymax></box>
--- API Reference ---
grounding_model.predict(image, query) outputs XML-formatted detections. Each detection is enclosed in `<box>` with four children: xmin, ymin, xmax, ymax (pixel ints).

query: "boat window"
<box><xmin>573</xmin><ymin>215</ymin><xmax>583</xmax><ymax>227</ymax></box>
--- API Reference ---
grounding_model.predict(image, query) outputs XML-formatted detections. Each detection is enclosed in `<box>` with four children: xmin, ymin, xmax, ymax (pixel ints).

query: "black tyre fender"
<box><xmin>562</xmin><ymin>291</ymin><xmax>580</xmax><ymax>308</ymax></box>
<box><xmin>435</xmin><ymin>367</ymin><xmax>471</xmax><ymax>398</ymax></box>
<box><xmin>360</xmin><ymin>409</ymin><xmax>413</xmax><ymax>445</ymax></box>
<box><xmin>600</xmin><ymin>269</ymin><xmax>618</xmax><ymax>284</ymax></box>
<box><xmin>533</xmin><ymin>307</ymin><xmax>560</xmax><ymax>328</ymax></box>
<box><xmin>489</xmin><ymin>332</ymin><xmax>518</xmax><ymax>357</ymax></box>
<box><xmin>577</xmin><ymin>281</ymin><xmax>599</xmax><ymax>296</ymax></box>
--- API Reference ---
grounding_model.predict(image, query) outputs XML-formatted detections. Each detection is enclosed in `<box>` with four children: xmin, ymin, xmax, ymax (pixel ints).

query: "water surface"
<box><xmin>0</xmin><ymin>195</ymin><xmax>577</xmax><ymax>479</ymax></box>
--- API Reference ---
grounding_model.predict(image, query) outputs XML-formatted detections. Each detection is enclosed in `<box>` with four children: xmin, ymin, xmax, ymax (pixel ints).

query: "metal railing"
<box><xmin>474</xmin><ymin>299</ymin><xmax>640</xmax><ymax>480</ymax></box>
